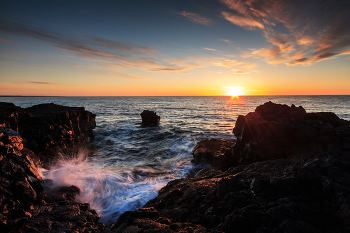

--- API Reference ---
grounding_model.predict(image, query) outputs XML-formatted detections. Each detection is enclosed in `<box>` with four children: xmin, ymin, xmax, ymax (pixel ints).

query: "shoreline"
<box><xmin>1</xmin><ymin>101</ymin><xmax>350</xmax><ymax>232</ymax></box>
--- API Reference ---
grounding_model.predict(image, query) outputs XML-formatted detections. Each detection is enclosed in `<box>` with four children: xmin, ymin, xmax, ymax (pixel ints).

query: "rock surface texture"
<box><xmin>140</xmin><ymin>110</ymin><xmax>160</xmax><ymax>126</ymax></box>
<box><xmin>0</xmin><ymin>102</ymin><xmax>96</xmax><ymax>162</ymax></box>
<box><xmin>0</xmin><ymin>128</ymin><xmax>104</xmax><ymax>233</ymax></box>
<box><xmin>112</xmin><ymin>102</ymin><xmax>350</xmax><ymax>233</ymax></box>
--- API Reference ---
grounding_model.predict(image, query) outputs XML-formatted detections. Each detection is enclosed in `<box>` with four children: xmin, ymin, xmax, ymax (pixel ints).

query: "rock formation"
<box><xmin>140</xmin><ymin>110</ymin><xmax>160</xmax><ymax>126</ymax></box>
<box><xmin>192</xmin><ymin>138</ymin><xmax>236</xmax><ymax>171</ymax></box>
<box><xmin>0</xmin><ymin>102</ymin><xmax>96</xmax><ymax>163</ymax></box>
<box><xmin>0</xmin><ymin>128</ymin><xmax>104</xmax><ymax>233</ymax></box>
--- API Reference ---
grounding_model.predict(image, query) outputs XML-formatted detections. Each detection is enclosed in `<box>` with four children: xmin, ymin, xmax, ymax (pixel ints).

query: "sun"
<box><xmin>225</xmin><ymin>86</ymin><xmax>245</xmax><ymax>97</ymax></box>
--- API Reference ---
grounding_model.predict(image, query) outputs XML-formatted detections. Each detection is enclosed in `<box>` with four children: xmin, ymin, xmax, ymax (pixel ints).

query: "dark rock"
<box><xmin>0</xmin><ymin>102</ymin><xmax>96</xmax><ymax>163</ymax></box>
<box><xmin>231</xmin><ymin>101</ymin><xmax>346</xmax><ymax>166</ymax></box>
<box><xmin>140</xmin><ymin>110</ymin><xmax>160</xmax><ymax>126</ymax></box>
<box><xmin>0</xmin><ymin>127</ymin><xmax>104</xmax><ymax>233</ymax></box>
<box><xmin>192</xmin><ymin>138</ymin><xmax>236</xmax><ymax>170</ymax></box>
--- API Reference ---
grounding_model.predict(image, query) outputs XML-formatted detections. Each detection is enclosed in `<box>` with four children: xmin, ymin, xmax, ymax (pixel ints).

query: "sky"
<box><xmin>0</xmin><ymin>0</ymin><xmax>350</xmax><ymax>96</ymax></box>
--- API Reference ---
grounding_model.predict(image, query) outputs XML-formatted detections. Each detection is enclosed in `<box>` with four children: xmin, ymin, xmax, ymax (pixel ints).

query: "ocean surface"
<box><xmin>1</xmin><ymin>95</ymin><xmax>350</xmax><ymax>224</ymax></box>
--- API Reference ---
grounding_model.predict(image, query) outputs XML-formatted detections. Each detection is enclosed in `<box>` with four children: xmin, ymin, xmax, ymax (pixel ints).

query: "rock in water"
<box><xmin>140</xmin><ymin>110</ymin><xmax>160</xmax><ymax>126</ymax></box>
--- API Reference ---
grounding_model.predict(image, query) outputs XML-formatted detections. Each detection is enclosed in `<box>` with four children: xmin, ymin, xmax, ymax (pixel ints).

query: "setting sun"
<box><xmin>224</xmin><ymin>86</ymin><xmax>245</xmax><ymax>97</ymax></box>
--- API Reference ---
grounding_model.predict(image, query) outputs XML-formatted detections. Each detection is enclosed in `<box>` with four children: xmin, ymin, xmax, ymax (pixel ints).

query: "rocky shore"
<box><xmin>1</xmin><ymin>101</ymin><xmax>350</xmax><ymax>232</ymax></box>
<box><xmin>112</xmin><ymin>102</ymin><xmax>350</xmax><ymax>233</ymax></box>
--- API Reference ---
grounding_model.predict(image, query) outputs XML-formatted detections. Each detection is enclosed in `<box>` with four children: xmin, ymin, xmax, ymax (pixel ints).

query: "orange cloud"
<box><xmin>175</xmin><ymin>11</ymin><xmax>212</xmax><ymax>25</ymax></box>
<box><xmin>221</xmin><ymin>0</ymin><xmax>350</xmax><ymax>66</ymax></box>
<box><xmin>222</xmin><ymin>12</ymin><xmax>264</xmax><ymax>29</ymax></box>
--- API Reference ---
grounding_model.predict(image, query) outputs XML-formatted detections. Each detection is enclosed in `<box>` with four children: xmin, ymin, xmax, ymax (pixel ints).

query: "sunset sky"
<box><xmin>1</xmin><ymin>0</ymin><xmax>349</xmax><ymax>96</ymax></box>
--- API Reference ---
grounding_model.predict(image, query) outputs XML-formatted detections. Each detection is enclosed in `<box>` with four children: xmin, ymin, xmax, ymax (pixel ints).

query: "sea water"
<box><xmin>1</xmin><ymin>96</ymin><xmax>349</xmax><ymax>224</ymax></box>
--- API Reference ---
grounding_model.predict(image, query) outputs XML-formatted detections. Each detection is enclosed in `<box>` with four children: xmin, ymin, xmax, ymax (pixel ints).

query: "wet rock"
<box><xmin>0</xmin><ymin>102</ymin><xmax>96</xmax><ymax>163</ymax></box>
<box><xmin>192</xmin><ymin>138</ymin><xmax>236</xmax><ymax>170</ymax></box>
<box><xmin>140</xmin><ymin>110</ymin><xmax>160</xmax><ymax>126</ymax></box>
<box><xmin>0</xmin><ymin>127</ymin><xmax>104</xmax><ymax>233</ymax></box>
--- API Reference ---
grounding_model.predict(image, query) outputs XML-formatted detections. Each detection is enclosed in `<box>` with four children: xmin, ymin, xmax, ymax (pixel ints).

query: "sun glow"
<box><xmin>224</xmin><ymin>86</ymin><xmax>245</xmax><ymax>97</ymax></box>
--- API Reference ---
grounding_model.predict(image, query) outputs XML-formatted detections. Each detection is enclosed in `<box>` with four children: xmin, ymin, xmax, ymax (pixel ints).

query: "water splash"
<box><xmin>41</xmin><ymin>148</ymin><xmax>173</xmax><ymax>225</ymax></box>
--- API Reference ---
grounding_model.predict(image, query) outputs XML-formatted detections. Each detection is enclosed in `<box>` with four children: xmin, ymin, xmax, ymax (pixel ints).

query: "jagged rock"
<box><xmin>192</xmin><ymin>138</ymin><xmax>236</xmax><ymax>170</ymax></box>
<box><xmin>0</xmin><ymin>127</ymin><xmax>104</xmax><ymax>233</ymax></box>
<box><xmin>140</xmin><ymin>110</ymin><xmax>160</xmax><ymax>126</ymax></box>
<box><xmin>0</xmin><ymin>102</ymin><xmax>96</xmax><ymax>162</ymax></box>
<box><xmin>231</xmin><ymin>101</ymin><xmax>346</xmax><ymax>165</ymax></box>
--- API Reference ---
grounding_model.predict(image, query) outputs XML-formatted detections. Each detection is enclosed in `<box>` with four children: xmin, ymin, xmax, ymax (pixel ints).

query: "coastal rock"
<box><xmin>231</xmin><ymin>101</ymin><xmax>346</xmax><ymax>165</ymax></box>
<box><xmin>0</xmin><ymin>102</ymin><xmax>96</xmax><ymax>162</ymax></box>
<box><xmin>140</xmin><ymin>110</ymin><xmax>160</xmax><ymax>126</ymax></box>
<box><xmin>192</xmin><ymin>138</ymin><xmax>236</xmax><ymax>171</ymax></box>
<box><xmin>0</xmin><ymin>128</ymin><xmax>104</xmax><ymax>233</ymax></box>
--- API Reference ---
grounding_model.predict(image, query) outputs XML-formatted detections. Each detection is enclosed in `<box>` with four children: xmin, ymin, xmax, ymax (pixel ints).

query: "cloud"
<box><xmin>234</xmin><ymin>70</ymin><xmax>247</xmax><ymax>74</ymax></box>
<box><xmin>222</xmin><ymin>11</ymin><xmax>264</xmax><ymax>29</ymax></box>
<box><xmin>149</xmin><ymin>67</ymin><xmax>186</xmax><ymax>72</ymax></box>
<box><xmin>175</xmin><ymin>11</ymin><xmax>212</xmax><ymax>25</ymax></box>
<box><xmin>28</xmin><ymin>81</ymin><xmax>61</xmax><ymax>85</ymax></box>
<box><xmin>203</xmin><ymin>47</ymin><xmax>221</xmax><ymax>52</ymax></box>
<box><xmin>89</xmin><ymin>72</ymin><xmax>147</xmax><ymax>80</ymax></box>
<box><xmin>214</xmin><ymin>59</ymin><xmax>243</xmax><ymax>67</ymax></box>
<box><xmin>0</xmin><ymin>16</ymin><xmax>162</xmax><ymax>69</ymax></box>
<box><xmin>220</xmin><ymin>39</ymin><xmax>233</xmax><ymax>44</ymax></box>
<box><xmin>221</xmin><ymin>0</ymin><xmax>350</xmax><ymax>65</ymax></box>
<box><xmin>0</xmin><ymin>37</ymin><xmax>12</xmax><ymax>43</ymax></box>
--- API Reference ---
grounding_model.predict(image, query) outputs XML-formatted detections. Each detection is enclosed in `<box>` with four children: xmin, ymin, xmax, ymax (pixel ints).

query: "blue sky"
<box><xmin>1</xmin><ymin>0</ymin><xmax>349</xmax><ymax>96</ymax></box>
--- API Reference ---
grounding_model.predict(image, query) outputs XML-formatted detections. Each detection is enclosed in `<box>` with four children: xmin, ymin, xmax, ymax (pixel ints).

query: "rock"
<box><xmin>0</xmin><ymin>127</ymin><xmax>105</xmax><ymax>233</ymax></box>
<box><xmin>192</xmin><ymin>138</ymin><xmax>236</xmax><ymax>170</ymax></box>
<box><xmin>0</xmin><ymin>102</ymin><xmax>96</xmax><ymax>163</ymax></box>
<box><xmin>140</xmin><ymin>110</ymin><xmax>160</xmax><ymax>126</ymax></box>
<box><xmin>231</xmin><ymin>101</ymin><xmax>347</xmax><ymax>166</ymax></box>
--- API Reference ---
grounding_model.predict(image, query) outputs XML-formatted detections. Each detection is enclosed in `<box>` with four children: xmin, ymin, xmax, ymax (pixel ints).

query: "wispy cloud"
<box><xmin>0</xmin><ymin>16</ymin><xmax>159</xmax><ymax>65</ymax></box>
<box><xmin>203</xmin><ymin>47</ymin><xmax>221</xmax><ymax>52</ymax></box>
<box><xmin>214</xmin><ymin>59</ymin><xmax>243</xmax><ymax>67</ymax></box>
<box><xmin>0</xmin><ymin>37</ymin><xmax>12</xmax><ymax>43</ymax></box>
<box><xmin>89</xmin><ymin>72</ymin><xmax>147</xmax><ymax>80</ymax></box>
<box><xmin>149</xmin><ymin>67</ymin><xmax>186</xmax><ymax>72</ymax></box>
<box><xmin>175</xmin><ymin>11</ymin><xmax>213</xmax><ymax>25</ymax></box>
<box><xmin>220</xmin><ymin>39</ymin><xmax>233</xmax><ymax>44</ymax></box>
<box><xmin>28</xmin><ymin>81</ymin><xmax>61</xmax><ymax>85</ymax></box>
<box><xmin>220</xmin><ymin>0</ymin><xmax>350</xmax><ymax>66</ymax></box>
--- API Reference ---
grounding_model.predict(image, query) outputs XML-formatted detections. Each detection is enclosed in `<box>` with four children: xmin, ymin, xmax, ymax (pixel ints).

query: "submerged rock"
<box><xmin>0</xmin><ymin>102</ymin><xmax>96</xmax><ymax>163</ymax></box>
<box><xmin>140</xmin><ymin>110</ymin><xmax>160</xmax><ymax>126</ymax></box>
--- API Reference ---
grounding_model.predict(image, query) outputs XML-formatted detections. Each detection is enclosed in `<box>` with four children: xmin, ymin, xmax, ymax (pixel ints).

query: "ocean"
<box><xmin>1</xmin><ymin>95</ymin><xmax>349</xmax><ymax>224</ymax></box>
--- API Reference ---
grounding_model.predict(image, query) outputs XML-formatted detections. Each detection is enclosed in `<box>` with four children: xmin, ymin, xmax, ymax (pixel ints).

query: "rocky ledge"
<box><xmin>0</xmin><ymin>128</ymin><xmax>104</xmax><ymax>233</ymax></box>
<box><xmin>0</xmin><ymin>102</ymin><xmax>102</xmax><ymax>232</ymax></box>
<box><xmin>112</xmin><ymin>102</ymin><xmax>350</xmax><ymax>233</ymax></box>
<box><xmin>0</xmin><ymin>102</ymin><xmax>96</xmax><ymax>163</ymax></box>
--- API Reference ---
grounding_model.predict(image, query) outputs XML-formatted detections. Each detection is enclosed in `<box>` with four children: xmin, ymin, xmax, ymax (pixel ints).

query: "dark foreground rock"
<box><xmin>0</xmin><ymin>128</ymin><xmax>104</xmax><ymax>233</ymax></box>
<box><xmin>0</xmin><ymin>102</ymin><xmax>96</xmax><ymax>163</ymax></box>
<box><xmin>113</xmin><ymin>102</ymin><xmax>350</xmax><ymax>233</ymax></box>
<box><xmin>192</xmin><ymin>138</ymin><xmax>236</xmax><ymax>171</ymax></box>
<box><xmin>140</xmin><ymin>110</ymin><xmax>160</xmax><ymax>126</ymax></box>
